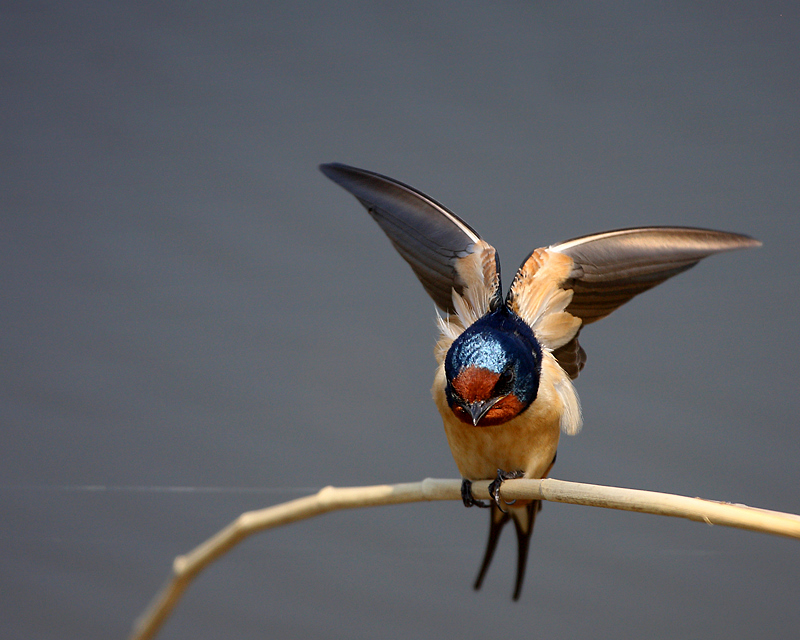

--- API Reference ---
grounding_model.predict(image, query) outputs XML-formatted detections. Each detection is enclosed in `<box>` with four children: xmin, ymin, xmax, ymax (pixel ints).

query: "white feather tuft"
<box><xmin>434</xmin><ymin>308</ymin><xmax>462</xmax><ymax>363</ymax></box>
<box><xmin>509</xmin><ymin>248</ymin><xmax>582</xmax><ymax>351</ymax></box>
<box><xmin>554</xmin><ymin>367</ymin><xmax>582</xmax><ymax>435</ymax></box>
<box><xmin>433</xmin><ymin>241</ymin><xmax>499</xmax><ymax>364</ymax></box>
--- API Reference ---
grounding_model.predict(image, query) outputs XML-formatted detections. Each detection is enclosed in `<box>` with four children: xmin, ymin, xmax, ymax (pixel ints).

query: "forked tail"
<box><xmin>473</xmin><ymin>499</ymin><xmax>541</xmax><ymax>600</ymax></box>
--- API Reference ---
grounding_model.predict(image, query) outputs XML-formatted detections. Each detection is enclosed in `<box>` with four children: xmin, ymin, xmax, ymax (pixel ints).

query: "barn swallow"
<box><xmin>319</xmin><ymin>162</ymin><xmax>760</xmax><ymax>600</ymax></box>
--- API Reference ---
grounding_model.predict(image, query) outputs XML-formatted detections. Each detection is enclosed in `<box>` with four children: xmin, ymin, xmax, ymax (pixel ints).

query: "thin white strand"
<box><xmin>0</xmin><ymin>484</ymin><xmax>317</xmax><ymax>494</ymax></box>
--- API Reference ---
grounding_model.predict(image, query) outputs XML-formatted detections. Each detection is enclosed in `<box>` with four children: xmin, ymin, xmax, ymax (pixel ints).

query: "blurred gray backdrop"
<box><xmin>2</xmin><ymin>2</ymin><xmax>798</xmax><ymax>639</ymax></box>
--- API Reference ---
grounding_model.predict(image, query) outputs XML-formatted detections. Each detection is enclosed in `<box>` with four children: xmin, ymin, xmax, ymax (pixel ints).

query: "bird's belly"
<box><xmin>440</xmin><ymin>410</ymin><xmax>560</xmax><ymax>480</ymax></box>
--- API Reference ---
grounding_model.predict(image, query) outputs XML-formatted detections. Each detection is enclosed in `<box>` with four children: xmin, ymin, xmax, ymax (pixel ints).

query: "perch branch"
<box><xmin>128</xmin><ymin>477</ymin><xmax>800</xmax><ymax>640</ymax></box>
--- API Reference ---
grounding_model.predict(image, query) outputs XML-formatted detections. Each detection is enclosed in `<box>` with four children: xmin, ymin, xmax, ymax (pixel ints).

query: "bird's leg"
<box><xmin>488</xmin><ymin>469</ymin><xmax>525</xmax><ymax>513</ymax></box>
<box><xmin>460</xmin><ymin>478</ymin><xmax>491</xmax><ymax>509</ymax></box>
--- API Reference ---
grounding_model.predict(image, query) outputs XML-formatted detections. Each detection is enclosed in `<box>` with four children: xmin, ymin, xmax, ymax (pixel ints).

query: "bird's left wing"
<box><xmin>320</xmin><ymin>163</ymin><xmax>502</xmax><ymax>319</ymax></box>
<box><xmin>507</xmin><ymin>227</ymin><xmax>761</xmax><ymax>378</ymax></box>
<box><xmin>550</xmin><ymin>227</ymin><xmax>761</xmax><ymax>325</ymax></box>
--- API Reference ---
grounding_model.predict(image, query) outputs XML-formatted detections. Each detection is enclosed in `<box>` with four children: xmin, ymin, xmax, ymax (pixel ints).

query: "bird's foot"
<box><xmin>461</xmin><ymin>478</ymin><xmax>491</xmax><ymax>509</ymax></box>
<box><xmin>488</xmin><ymin>469</ymin><xmax>525</xmax><ymax>513</ymax></box>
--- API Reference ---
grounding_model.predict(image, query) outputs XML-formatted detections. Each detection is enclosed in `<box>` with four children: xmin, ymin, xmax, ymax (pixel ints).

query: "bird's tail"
<box><xmin>473</xmin><ymin>499</ymin><xmax>541</xmax><ymax>600</ymax></box>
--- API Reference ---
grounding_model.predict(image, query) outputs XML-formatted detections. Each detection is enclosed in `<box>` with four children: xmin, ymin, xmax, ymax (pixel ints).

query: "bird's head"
<box><xmin>444</xmin><ymin>308</ymin><xmax>541</xmax><ymax>427</ymax></box>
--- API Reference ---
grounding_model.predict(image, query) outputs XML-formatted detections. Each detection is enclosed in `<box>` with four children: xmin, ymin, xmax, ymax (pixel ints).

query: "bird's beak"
<box><xmin>467</xmin><ymin>396</ymin><xmax>503</xmax><ymax>426</ymax></box>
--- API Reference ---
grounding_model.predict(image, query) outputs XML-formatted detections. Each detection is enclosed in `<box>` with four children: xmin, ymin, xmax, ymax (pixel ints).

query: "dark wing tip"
<box><xmin>319</xmin><ymin>162</ymin><xmax>353</xmax><ymax>180</ymax></box>
<box><xmin>736</xmin><ymin>234</ymin><xmax>762</xmax><ymax>249</ymax></box>
<box><xmin>319</xmin><ymin>162</ymin><xmax>367</xmax><ymax>190</ymax></box>
<box><xmin>320</xmin><ymin>163</ymin><xmax>390</xmax><ymax>191</ymax></box>
<box><xmin>670</xmin><ymin>227</ymin><xmax>762</xmax><ymax>251</ymax></box>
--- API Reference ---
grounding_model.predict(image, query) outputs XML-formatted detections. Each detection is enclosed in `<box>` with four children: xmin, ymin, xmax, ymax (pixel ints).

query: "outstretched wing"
<box><xmin>320</xmin><ymin>163</ymin><xmax>502</xmax><ymax>316</ymax></box>
<box><xmin>508</xmin><ymin>227</ymin><xmax>761</xmax><ymax>378</ymax></box>
<box><xmin>552</xmin><ymin>227</ymin><xmax>761</xmax><ymax>324</ymax></box>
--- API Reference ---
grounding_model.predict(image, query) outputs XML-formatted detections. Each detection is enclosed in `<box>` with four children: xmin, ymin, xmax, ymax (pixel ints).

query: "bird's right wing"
<box><xmin>320</xmin><ymin>163</ymin><xmax>502</xmax><ymax>321</ymax></box>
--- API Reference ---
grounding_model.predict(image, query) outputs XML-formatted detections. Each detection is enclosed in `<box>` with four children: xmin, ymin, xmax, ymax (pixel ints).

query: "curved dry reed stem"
<box><xmin>128</xmin><ymin>477</ymin><xmax>800</xmax><ymax>640</ymax></box>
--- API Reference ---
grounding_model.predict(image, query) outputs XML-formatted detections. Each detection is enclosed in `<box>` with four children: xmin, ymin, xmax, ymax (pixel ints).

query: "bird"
<box><xmin>319</xmin><ymin>162</ymin><xmax>760</xmax><ymax>600</ymax></box>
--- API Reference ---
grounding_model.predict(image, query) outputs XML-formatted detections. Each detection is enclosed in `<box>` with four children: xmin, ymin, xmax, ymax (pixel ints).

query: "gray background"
<box><xmin>2</xmin><ymin>2</ymin><xmax>798</xmax><ymax>639</ymax></box>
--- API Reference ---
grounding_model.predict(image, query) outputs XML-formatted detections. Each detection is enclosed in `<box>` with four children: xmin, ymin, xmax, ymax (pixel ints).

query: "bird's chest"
<box><xmin>432</xmin><ymin>367</ymin><xmax>562</xmax><ymax>480</ymax></box>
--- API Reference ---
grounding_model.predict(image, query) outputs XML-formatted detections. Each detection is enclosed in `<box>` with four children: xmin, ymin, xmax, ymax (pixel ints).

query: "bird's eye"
<box><xmin>445</xmin><ymin>381</ymin><xmax>465</xmax><ymax>404</ymax></box>
<box><xmin>495</xmin><ymin>367</ymin><xmax>514</xmax><ymax>392</ymax></box>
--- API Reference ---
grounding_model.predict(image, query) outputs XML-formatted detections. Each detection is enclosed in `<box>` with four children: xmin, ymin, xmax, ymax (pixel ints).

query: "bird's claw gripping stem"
<box><xmin>461</xmin><ymin>479</ymin><xmax>491</xmax><ymax>509</ymax></box>
<box><xmin>488</xmin><ymin>469</ymin><xmax>525</xmax><ymax>513</ymax></box>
